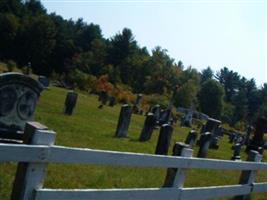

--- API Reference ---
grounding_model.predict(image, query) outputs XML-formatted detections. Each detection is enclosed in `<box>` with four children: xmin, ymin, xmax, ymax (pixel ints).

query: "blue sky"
<box><xmin>41</xmin><ymin>0</ymin><xmax>266</xmax><ymax>86</ymax></box>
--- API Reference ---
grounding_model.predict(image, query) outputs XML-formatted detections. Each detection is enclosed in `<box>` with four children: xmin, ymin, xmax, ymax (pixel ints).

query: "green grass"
<box><xmin>0</xmin><ymin>86</ymin><xmax>267</xmax><ymax>200</ymax></box>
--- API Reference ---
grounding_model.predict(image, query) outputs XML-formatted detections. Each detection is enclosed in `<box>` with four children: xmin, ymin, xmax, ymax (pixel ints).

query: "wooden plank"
<box><xmin>1</xmin><ymin>144</ymin><xmax>267</xmax><ymax>171</ymax></box>
<box><xmin>253</xmin><ymin>182</ymin><xmax>267</xmax><ymax>192</ymax></box>
<box><xmin>35</xmin><ymin>184</ymin><xmax>267</xmax><ymax>200</ymax></box>
<box><xmin>0</xmin><ymin>143</ymin><xmax>49</xmax><ymax>162</ymax></box>
<box><xmin>35</xmin><ymin>188</ymin><xmax>180</xmax><ymax>200</ymax></box>
<box><xmin>49</xmin><ymin>145</ymin><xmax>267</xmax><ymax>170</ymax></box>
<box><xmin>180</xmin><ymin>185</ymin><xmax>252</xmax><ymax>200</ymax></box>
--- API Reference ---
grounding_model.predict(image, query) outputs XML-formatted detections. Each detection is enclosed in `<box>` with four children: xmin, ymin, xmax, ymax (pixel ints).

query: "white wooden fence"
<box><xmin>1</xmin><ymin>122</ymin><xmax>267</xmax><ymax>200</ymax></box>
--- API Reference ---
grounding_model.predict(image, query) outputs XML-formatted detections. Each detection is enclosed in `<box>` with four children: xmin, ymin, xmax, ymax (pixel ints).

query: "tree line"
<box><xmin>0</xmin><ymin>0</ymin><xmax>266</xmax><ymax>129</ymax></box>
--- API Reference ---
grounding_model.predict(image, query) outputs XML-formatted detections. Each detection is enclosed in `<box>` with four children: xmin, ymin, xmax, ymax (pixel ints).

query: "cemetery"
<box><xmin>0</xmin><ymin>73</ymin><xmax>267</xmax><ymax>200</ymax></box>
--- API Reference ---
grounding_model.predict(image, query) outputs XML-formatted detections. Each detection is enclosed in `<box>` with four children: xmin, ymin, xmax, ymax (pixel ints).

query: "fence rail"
<box><xmin>1</xmin><ymin>143</ymin><xmax>267</xmax><ymax>170</ymax></box>
<box><xmin>1</xmin><ymin>122</ymin><xmax>267</xmax><ymax>200</ymax></box>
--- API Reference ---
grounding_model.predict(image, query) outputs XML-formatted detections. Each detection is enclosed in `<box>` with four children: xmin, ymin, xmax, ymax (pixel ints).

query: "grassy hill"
<box><xmin>0</xmin><ymin>86</ymin><xmax>266</xmax><ymax>200</ymax></box>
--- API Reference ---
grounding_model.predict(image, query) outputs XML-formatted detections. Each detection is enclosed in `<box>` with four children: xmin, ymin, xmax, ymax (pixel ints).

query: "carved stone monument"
<box><xmin>246</xmin><ymin>117</ymin><xmax>267</xmax><ymax>153</ymax></box>
<box><xmin>38</xmin><ymin>76</ymin><xmax>50</xmax><ymax>88</ymax></box>
<box><xmin>64</xmin><ymin>91</ymin><xmax>78</xmax><ymax>115</ymax></box>
<box><xmin>0</xmin><ymin>73</ymin><xmax>43</xmax><ymax>141</ymax></box>
<box><xmin>155</xmin><ymin>124</ymin><xmax>173</xmax><ymax>155</ymax></box>
<box><xmin>115</xmin><ymin>104</ymin><xmax>132</xmax><ymax>138</ymax></box>
<box><xmin>133</xmin><ymin>94</ymin><xmax>143</xmax><ymax>114</ymax></box>
<box><xmin>139</xmin><ymin>113</ymin><xmax>156</xmax><ymax>141</ymax></box>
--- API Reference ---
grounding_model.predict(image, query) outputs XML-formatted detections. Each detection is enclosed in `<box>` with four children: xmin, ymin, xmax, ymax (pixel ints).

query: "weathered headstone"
<box><xmin>246</xmin><ymin>117</ymin><xmax>267</xmax><ymax>153</ymax></box>
<box><xmin>155</xmin><ymin>124</ymin><xmax>173</xmax><ymax>155</ymax></box>
<box><xmin>201</xmin><ymin>118</ymin><xmax>221</xmax><ymax>133</ymax></box>
<box><xmin>115</xmin><ymin>104</ymin><xmax>132</xmax><ymax>138</ymax></box>
<box><xmin>231</xmin><ymin>143</ymin><xmax>242</xmax><ymax>160</ymax></box>
<box><xmin>185</xmin><ymin>130</ymin><xmax>198</xmax><ymax>148</ymax></box>
<box><xmin>159</xmin><ymin>109</ymin><xmax>172</xmax><ymax>125</ymax></box>
<box><xmin>64</xmin><ymin>91</ymin><xmax>78</xmax><ymax>115</ymax></box>
<box><xmin>151</xmin><ymin>104</ymin><xmax>161</xmax><ymax>124</ymax></box>
<box><xmin>201</xmin><ymin>118</ymin><xmax>221</xmax><ymax>149</ymax></box>
<box><xmin>108</xmin><ymin>96</ymin><xmax>116</xmax><ymax>107</ymax></box>
<box><xmin>163</xmin><ymin>142</ymin><xmax>191</xmax><ymax>187</ymax></box>
<box><xmin>180</xmin><ymin>110</ymin><xmax>193</xmax><ymax>128</ymax></box>
<box><xmin>197</xmin><ymin>132</ymin><xmax>212</xmax><ymax>158</ymax></box>
<box><xmin>133</xmin><ymin>94</ymin><xmax>143</xmax><ymax>114</ymax></box>
<box><xmin>139</xmin><ymin>113</ymin><xmax>156</xmax><ymax>141</ymax></box>
<box><xmin>38</xmin><ymin>76</ymin><xmax>50</xmax><ymax>88</ymax></box>
<box><xmin>0</xmin><ymin>73</ymin><xmax>43</xmax><ymax>141</ymax></box>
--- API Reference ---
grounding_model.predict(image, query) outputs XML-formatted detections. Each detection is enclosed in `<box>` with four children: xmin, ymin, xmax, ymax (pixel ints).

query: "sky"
<box><xmin>41</xmin><ymin>0</ymin><xmax>266</xmax><ymax>86</ymax></box>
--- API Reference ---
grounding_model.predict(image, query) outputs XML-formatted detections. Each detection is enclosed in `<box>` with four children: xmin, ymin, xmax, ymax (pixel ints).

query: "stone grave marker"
<box><xmin>64</xmin><ymin>91</ymin><xmax>78</xmax><ymax>115</ymax></box>
<box><xmin>115</xmin><ymin>104</ymin><xmax>132</xmax><ymax>138</ymax></box>
<box><xmin>133</xmin><ymin>94</ymin><xmax>143</xmax><ymax>114</ymax></box>
<box><xmin>231</xmin><ymin>143</ymin><xmax>242</xmax><ymax>160</ymax></box>
<box><xmin>139</xmin><ymin>113</ymin><xmax>156</xmax><ymax>141</ymax></box>
<box><xmin>151</xmin><ymin>104</ymin><xmax>160</xmax><ymax>124</ymax></box>
<box><xmin>155</xmin><ymin>124</ymin><xmax>173</xmax><ymax>155</ymax></box>
<box><xmin>246</xmin><ymin>117</ymin><xmax>267</xmax><ymax>153</ymax></box>
<box><xmin>185</xmin><ymin>130</ymin><xmax>198</xmax><ymax>148</ymax></box>
<box><xmin>197</xmin><ymin>132</ymin><xmax>212</xmax><ymax>158</ymax></box>
<box><xmin>180</xmin><ymin>109</ymin><xmax>193</xmax><ymax>128</ymax></box>
<box><xmin>38</xmin><ymin>76</ymin><xmax>50</xmax><ymax>88</ymax></box>
<box><xmin>0</xmin><ymin>73</ymin><xmax>43</xmax><ymax>141</ymax></box>
<box><xmin>98</xmin><ymin>91</ymin><xmax>109</xmax><ymax>108</ymax></box>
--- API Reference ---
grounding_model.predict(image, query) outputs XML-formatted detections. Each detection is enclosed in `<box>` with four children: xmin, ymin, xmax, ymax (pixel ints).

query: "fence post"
<box><xmin>235</xmin><ymin>150</ymin><xmax>262</xmax><ymax>200</ymax></box>
<box><xmin>163</xmin><ymin>142</ymin><xmax>193</xmax><ymax>187</ymax></box>
<box><xmin>11</xmin><ymin>122</ymin><xmax>56</xmax><ymax>200</ymax></box>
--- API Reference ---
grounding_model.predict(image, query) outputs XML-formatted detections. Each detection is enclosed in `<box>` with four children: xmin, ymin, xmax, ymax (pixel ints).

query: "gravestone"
<box><xmin>139</xmin><ymin>113</ymin><xmax>156</xmax><ymax>141</ymax></box>
<box><xmin>180</xmin><ymin>110</ymin><xmax>193</xmax><ymax>128</ymax></box>
<box><xmin>185</xmin><ymin>130</ymin><xmax>198</xmax><ymax>148</ymax></box>
<box><xmin>0</xmin><ymin>73</ymin><xmax>43</xmax><ymax>141</ymax></box>
<box><xmin>231</xmin><ymin>143</ymin><xmax>242</xmax><ymax>160</ymax></box>
<box><xmin>98</xmin><ymin>91</ymin><xmax>109</xmax><ymax>108</ymax></box>
<box><xmin>201</xmin><ymin>118</ymin><xmax>221</xmax><ymax>149</ymax></box>
<box><xmin>155</xmin><ymin>124</ymin><xmax>173</xmax><ymax>155</ymax></box>
<box><xmin>151</xmin><ymin>104</ymin><xmax>161</xmax><ymax>124</ymax></box>
<box><xmin>115</xmin><ymin>104</ymin><xmax>132</xmax><ymax>138</ymax></box>
<box><xmin>108</xmin><ymin>96</ymin><xmax>116</xmax><ymax>107</ymax></box>
<box><xmin>163</xmin><ymin>142</ymin><xmax>191</xmax><ymax>187</ymax></box>
<box><xmin>197</xmin><ymin>132</ymin><xmax>212</xmax><ymax>158</ymax></box>
<box><xmin>64</xmin><ymin>91</ymin><xmax>78</xmax><ymax>115</ymax></box>
<box><xmin>38</xmin><ymin>76</ymin><xmax>50</xmax><ymax>88</ymax></box>
<box><xmin>246</xmin><ymin>117</ymin><xmax>267</xmax><ymax>153</ymax></box>
<box><xmin>133</xmin><ymin>94</ymin><xmax>143</xmax><ymax>114</ymax></box>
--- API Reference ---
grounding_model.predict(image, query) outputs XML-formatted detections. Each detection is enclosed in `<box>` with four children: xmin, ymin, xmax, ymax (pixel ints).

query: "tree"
<box><xmin>215</xmin><ymin>67</ymin><xmax>240</xmax><ymax>102</ymax></box>
<box><xmin>198</xmin><ymin>79</ymin><xmax>224</xmax><ymax>118</ymax></box>
<box><xmin>201</xmin><ymin>66</ymin><xmax>213</xmax><ymax>84</ymax></box>
<box><xmin>174</xmin><ymin>79</ymin><xmax>199</xmax><ymax>108</ymax></box>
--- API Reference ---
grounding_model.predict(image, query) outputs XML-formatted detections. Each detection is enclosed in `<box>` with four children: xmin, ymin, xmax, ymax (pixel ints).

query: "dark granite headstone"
<box><xmin>231</xmin><ymin>143</ymin><xmax>242</xmax><ymax>160</ymax></box>
<box><xmin>155</xmin><ymin>124</ymin><xmax>173</xmax><ymax>155</ymax></box>
<box><xmin>246</xmin><ymin>117</ymin><xmax>267</xmax><ymax>153</ymax></box>
<box><xmin>64</xmin><ymin>91</ymin><xmax>78</xmax><ymax>115</ymax></box>
<box><xmin>139</xmin><ymin>113</ymin><xmax>156</xmax><ymax>141</ymax></box>
<box><xmin>181</xmin><ymin>110</ymin><xmax>193</xmax><ymax>128</ymax></box>
<box><xmin>151</xmin><ymin>104</ymin><xmax>161</xmax><ymax>123</ymax></box>
<box><xmin>197</xmin><ymin>132</ymin><xmax>212</xmax><ymax>158</ymax></box>
<box><xmin>0</xmin><ymin>73</ymin><xmax>43</xmax><ymax>141</ymax></box>
<box><xmin>185</xmin><ymin>130</ymin><xmax>198</xmax><ymax>148</ymax></box>
<box><xmin>115</xmin><ymin>104</ymin><xmax>132</xmax><ymax>138</ymax></box>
